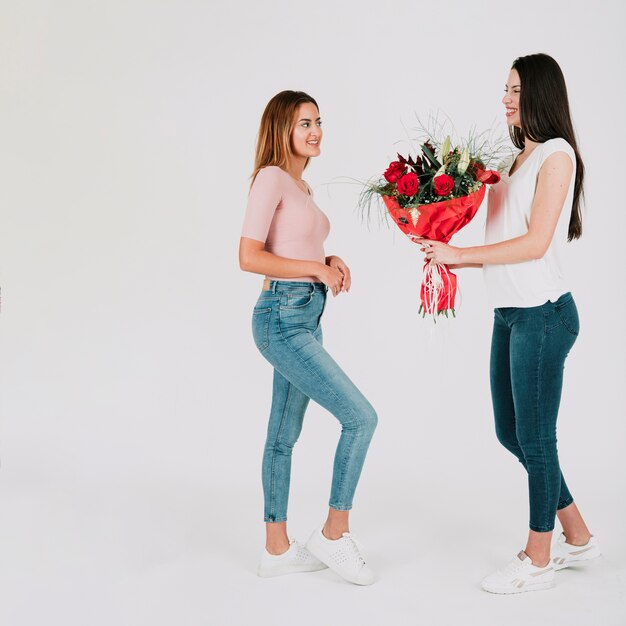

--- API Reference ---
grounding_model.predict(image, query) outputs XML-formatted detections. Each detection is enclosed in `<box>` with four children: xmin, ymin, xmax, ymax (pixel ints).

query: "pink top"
<box><xmin>241</xmin><ymin>166</ymin><xmax>331</xmax><ymax>282</ymax></box>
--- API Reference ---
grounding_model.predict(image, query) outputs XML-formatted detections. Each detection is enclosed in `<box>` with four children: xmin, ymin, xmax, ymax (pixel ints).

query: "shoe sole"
<box><xmin>257</xmin><ymin>563</ymin><xmax>328</xmax><ymax>578</ymax></box>
<box><xmin>482</xmin><ymin>579</ymin><xmax>555</xmax><ymax>594</ymax></box>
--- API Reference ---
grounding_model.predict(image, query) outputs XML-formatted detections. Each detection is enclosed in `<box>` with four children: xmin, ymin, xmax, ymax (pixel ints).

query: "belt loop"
<box><xmin>271</xmin><ymin>281</ymin><xmax>276</xmax><ymax>293</ymax></box>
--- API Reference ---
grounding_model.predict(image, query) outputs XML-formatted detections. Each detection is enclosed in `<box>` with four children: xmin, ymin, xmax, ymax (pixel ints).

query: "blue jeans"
<box><xmin>490</xmin><ymin>292</ymin><xmax>579</xmax><ymax>532</ymax></box>
<box><xmin>251</xmin><ymin>281</ymin><xmax>377</xmax><ymax>523</ymax></box>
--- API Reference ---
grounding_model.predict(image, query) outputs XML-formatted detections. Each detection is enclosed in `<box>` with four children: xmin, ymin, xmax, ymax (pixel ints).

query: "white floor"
<box><xmin>1</xmin><ymin>468</ymin><xmax>623</xmax><ymax>626</ymax></box>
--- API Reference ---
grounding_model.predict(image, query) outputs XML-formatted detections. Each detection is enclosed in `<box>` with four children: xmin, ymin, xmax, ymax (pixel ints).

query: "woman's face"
<box><xmin>503</xmin><ymin>68</ymin><xmax>521</xmax><ymax>129</ymax></box>
<box><xmin>290</xmin><ymin>102</ymin><xmax>322</xmax><ymax>159</ymax></box>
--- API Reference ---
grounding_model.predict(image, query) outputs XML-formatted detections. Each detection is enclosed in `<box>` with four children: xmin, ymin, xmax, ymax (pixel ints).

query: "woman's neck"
<box><xmin>522</xmin><ymin>138</ymin><xmax>540</xmax><ymax>153</ymax></box>
<box><xmin>285</xmin><ymin>156</ymin><xmax>307</xmax><ymax>180</ymax></box>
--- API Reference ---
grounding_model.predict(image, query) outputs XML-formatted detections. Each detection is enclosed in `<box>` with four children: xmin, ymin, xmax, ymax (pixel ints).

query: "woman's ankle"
<box><xmin>521</xmin><ymin>547</ymin><xmax>550</xmax><ymax>568</ymax></box>
<box><xmin>265</xmin><ymin>521</ymin><xmax>290</xmax><ymax>554</ymax></box>
<box><xmin>322</xmin><ymin>523</ymin><xmax>349</xmax><ymax>540</ymax></box>
<box><xmin>323</xmin><ymin>508</ymin><xmax>350</xmax><ymax>540</ymax></box>
<box><xmin>563</xmin><ymin>532</ymin><xmax>592</xmax><ymax>546</ymax></box>
<box><xmin>265</xmin><ymin>540</ymin><xmax>290</xmax><ymax>555</ymax></box>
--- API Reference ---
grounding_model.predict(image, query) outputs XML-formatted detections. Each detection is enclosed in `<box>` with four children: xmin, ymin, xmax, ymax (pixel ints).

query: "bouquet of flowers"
<box><xmin>361</xmin><ymin>135</ymin><xmax>502</xmax><ymax>318</ymax></box>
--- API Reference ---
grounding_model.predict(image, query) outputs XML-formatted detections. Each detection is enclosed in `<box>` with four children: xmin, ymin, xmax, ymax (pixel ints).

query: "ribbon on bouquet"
<box><xmin>382</xmin><ymin>186</ymin><xmax>486</xmax><ymax>318</ymax></box>
<box><xmin>420</xmin><ymin>260</ymin><xmax>457</xmax><ymax>318</ymax></box>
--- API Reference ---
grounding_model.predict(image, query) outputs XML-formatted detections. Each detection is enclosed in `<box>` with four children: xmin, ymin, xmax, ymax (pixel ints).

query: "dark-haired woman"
<box><xmin>239</xmin><ymin>91</ymin><xmax>377</xmax><ymax>585</ymax></box>
<box><xmin>419</xmin><ymin>53</ymin><xmax>600</xmax><ymax>594</ymax></box>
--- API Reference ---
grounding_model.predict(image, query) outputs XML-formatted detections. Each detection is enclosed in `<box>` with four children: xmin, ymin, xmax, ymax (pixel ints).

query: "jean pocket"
<box><xmin>279</xmin><ymin>290</ymin><xmax>314</xmax><ymax>310</ymax></box>
<box><xmin>252</xmin><ymin>307</ymin><xmax>272</xmax><ymax>351</ymax></box>
<box><xmin>555</xmin><ymin>300</ymin><xmax>580</xmax><ymax>337</ymax></box>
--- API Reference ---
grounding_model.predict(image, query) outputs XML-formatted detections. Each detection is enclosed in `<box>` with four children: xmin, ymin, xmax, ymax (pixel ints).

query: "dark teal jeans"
<box><xmin>490</xmin><ymin>292</ymin><xmax>579</xmax><ymax>532</ymax></box>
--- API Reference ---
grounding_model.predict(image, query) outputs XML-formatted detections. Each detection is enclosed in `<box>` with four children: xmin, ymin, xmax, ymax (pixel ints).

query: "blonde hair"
<box><xmin>251</xmin><ymin>90</ymin><xmax>319</xmax><ymax>185</ymax></box>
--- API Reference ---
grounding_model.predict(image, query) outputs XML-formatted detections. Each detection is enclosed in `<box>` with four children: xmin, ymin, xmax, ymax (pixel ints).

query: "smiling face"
<box><xmin>503</xmin><ymin>68</ymin><xmax>521</xmax><ymax>129</ymax></box>
<box><xmin>290</xmin><ymin>102</ymin><xmax>322</xmax><ymax>160</ymax></box>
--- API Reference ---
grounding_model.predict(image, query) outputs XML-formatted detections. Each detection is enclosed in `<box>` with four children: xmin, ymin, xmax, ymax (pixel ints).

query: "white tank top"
<box><xmin>483</xmin><ymin>137</ymin><xmax>576</xmax><ymax>308</ymax></box>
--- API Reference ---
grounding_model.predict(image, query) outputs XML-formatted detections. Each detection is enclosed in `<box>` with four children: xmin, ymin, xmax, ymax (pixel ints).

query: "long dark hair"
<box><xmin>251</xmin><ymin>90</ymin><xmax>319</xmax><ymax>186</ymax></box>
<box><xmin>510</xmin><ymin>53</ymin><xmax>584</xmax><ymax>240</ymax></box>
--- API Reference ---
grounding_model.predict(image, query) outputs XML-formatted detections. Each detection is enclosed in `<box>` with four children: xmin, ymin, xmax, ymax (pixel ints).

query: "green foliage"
<box><xmin>358</xmin><ymin>116</ymin><xmax>512</xmax><ymax>223</ymax></box>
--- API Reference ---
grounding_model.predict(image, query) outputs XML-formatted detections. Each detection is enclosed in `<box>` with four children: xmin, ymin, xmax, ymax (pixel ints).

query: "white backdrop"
<box><xmin>1</xmin><ymin>1</ymin><xmax>625</xmax><ymax>625</ymax></box>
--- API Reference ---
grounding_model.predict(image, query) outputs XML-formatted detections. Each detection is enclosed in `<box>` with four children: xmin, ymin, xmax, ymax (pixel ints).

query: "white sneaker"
<box><xmin>551</xmin><ymin>533</ymin><xmax>601</xmax><ymax>571</ymax></box>
<box><xmin>306</xmin><ymin>528</ymin><xmax>375</xmax><ymax>586</ymax></box>
<box><xmin>481</xmin><ymin>551</ymin><xmax>555</xmax><ymax>594</ymax></box>
<box><xmin>257</xmin><ymin>540</ymin><xmax>328</xmax><ymax>578</ymax></box>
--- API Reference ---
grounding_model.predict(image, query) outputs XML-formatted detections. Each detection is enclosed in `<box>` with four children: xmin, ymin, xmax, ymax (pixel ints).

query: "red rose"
<box><xmin>397</xmin><ymin>172</ymin><xmax>419</xmax><ymax>196</ymax></box>
<box><xmin>433</xmin><ymin>174</ymin><xmax>455</xmax><ymax>196</ymax></box>
<box><xmin>384</xmin><ymin>161</ymin><xmax>407</xmax><ymax>183</ymax></box>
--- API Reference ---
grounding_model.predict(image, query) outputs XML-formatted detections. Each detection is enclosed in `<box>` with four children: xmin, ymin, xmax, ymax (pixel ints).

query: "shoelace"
<box><xmin>500</xmin><ymin>556</ymin><xmax>525</xmax><ymax>576</ymax></box>
<box><xmin>342</xmin><ymin>532</ymin><xmax>366</xmax><ymax>565</ymax></box>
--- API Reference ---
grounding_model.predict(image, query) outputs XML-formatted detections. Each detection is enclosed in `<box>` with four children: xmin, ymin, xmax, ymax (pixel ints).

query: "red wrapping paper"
<box><xmin>382</xmin><ymin>185</ymin><xmax>487</xmax><ymax>314</ymax></box>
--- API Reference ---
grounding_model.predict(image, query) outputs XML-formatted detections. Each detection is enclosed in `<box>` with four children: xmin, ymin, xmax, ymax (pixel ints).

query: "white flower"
<box><xmin>435</xmin><ymin>163</ymin><xmax>447</xmax><ymax>177</ymax></box>
<box><xmin>457</xmin><ymin>146</ymin><xmax>470</xmax><ymax>175</ymax></box>
<box><xmin>440</xmin><ymin>136</ymin><xmax>451</xmax><ymax>164</ymax></box>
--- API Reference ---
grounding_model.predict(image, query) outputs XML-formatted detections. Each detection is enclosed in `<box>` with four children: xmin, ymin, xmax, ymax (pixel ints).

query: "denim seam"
<box><xmin>536</xmin><ymin>313</ymin><xmax>550</xmax><ymax>532</ymax></box>
<box><xmin>316</xmin><ymin>294</ymin><xmax>327</xmax><ymax>333</ymax></box>
<box><xmin>330</xmin><ymin>434</ymin><xmax>353</xmax><ymax>509</ymax></box>
<box><xmin>276</xmin><ymin>313</ymin><xmax>360</xmax><ymax>505</ymax></box>
<box><xmin>328</xmin><ymin>502</ymin><xmax>352</xmax><ymax>511</ymax></box>
<box><xmin>253</xmin><ymin>308</ymin><xmax>272</xmax><ymax>352</ymax></box>
<box><xmin>557</xmin><ymin>496</ymin><xmax>574</xmax><ymax>510</ymax></box>
<box><xmin>267</xmin><ymin>381</ymin><xmax>294</xmax><ymax>523</ymax></box>
<box><xmin>530</xmin><ymin>522</ymin><xmax>555</xmax><ymax>533</ymax></box>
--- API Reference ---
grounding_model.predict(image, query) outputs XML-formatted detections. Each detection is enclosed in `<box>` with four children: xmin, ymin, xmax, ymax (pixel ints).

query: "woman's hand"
<box><xmin>325</xmin><ymin>255</ymin><xmax>351</xmax><ymax>293</ymax></box>
<box><xmin>318</xmin><ymin>255</ymin><xmax>351</xmax><ymax>296</ymax></box>
<box><xmin>417</xmin><ymin>239</ymin><xmax>463</xmax><ymax>265</ymax></box>
<box><xmin>318</xmin><ymin>263</ymin><xmax>345</xmax><ymax>296</ymax></box>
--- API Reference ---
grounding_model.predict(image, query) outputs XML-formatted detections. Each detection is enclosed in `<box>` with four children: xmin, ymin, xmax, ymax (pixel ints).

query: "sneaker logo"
<box><xmin>570</xmin><ymin>546</ymin><xmax>593</xmax><ymax>556</ymax></box>
<box><xmin>512</xmin><ymin>579</ymin><xmax>526</xmax><ymax>588</ymax></box>
<box><xmin>553</xmin><ymin>557</ymin><xmax>566</xmax><ymax>565</ymax></box>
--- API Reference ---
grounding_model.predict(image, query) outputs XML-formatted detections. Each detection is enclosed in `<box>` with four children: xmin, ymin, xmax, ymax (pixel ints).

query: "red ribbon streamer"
<box><xmin>382</xmin><ymin>186</ymin><xmax>487</xmax><ymax>314</ymax></box>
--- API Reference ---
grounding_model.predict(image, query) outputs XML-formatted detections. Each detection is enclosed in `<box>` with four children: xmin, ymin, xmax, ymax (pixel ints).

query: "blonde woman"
<box><xmin>239</xmin><ymin>90</ymin><xmax>377</xmax><ymax>586</ymax></box>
